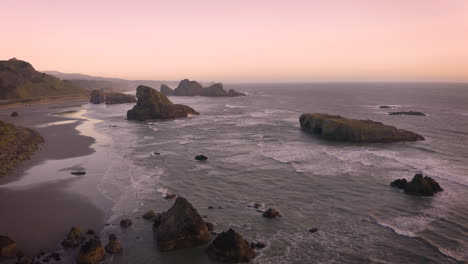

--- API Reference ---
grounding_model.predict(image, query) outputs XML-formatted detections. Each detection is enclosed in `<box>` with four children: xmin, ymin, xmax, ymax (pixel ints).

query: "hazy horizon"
<box><xmin>3</xmin><ymin>0</ymin><xmax>468</xmax><ymax>82</ymax></box>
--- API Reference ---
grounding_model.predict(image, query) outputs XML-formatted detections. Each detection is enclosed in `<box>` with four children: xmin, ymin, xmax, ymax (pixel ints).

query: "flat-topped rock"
<box><xmin>299</xmin><ymin>113</ymin><xmax>424</xmax><ymax>143</ymax></box>
<box><xmin>127</xmin><ymin>85</ymin><xmax>199</xmax><ymax>121</ymax></box>
<box><xmin>153</xmin><ymin>196</ymin><xmax>210</xmax><ymax>251</ymax></box>
<box><xmin>388</xmin><ymin>111</ymin><xmax>426</xmax><ymax>116</ymax></box>
<box><xmin>206</xmin><ymin>228</ymin><xmax>255</xmax><ymax>263</ymax></box>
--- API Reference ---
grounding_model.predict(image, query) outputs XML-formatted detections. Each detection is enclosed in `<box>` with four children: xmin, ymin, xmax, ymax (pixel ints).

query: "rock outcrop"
<box><xmin>153</xmin><ymin>197</ymin><xmax>210</xmax><ymax>251</ymax></box>
<box><xmin>263</xmin><ymin>208</ymin><xmax>281</xmax><ymax>219</ymax></box>
<box><xmin>206</xmin><ymin>229</ymin><xmax>255</xmax><ymax>263</ymax></box>
<box><xmin>160</xmin><ymin>84</ymin><xmax>174</xmax><ymax>96</ymax></box>
<box><xmin>391</xmin><ymin>173</ymin><xmax>443</xmax><ymax>196</ymax></box>
<box><xmin>76</xmin><ymin>239</ymin><xmax>105</xmax><ymax>264</ymax></box>
<box><xmin>0</xmin><ymin>235</ymin><xmax>17</xmax><ymax>257</ymax></box>
<box><xmin>89</xmin><ymin>90</ymin><xmax>136</xmax><ymax>104</ymax></box>
<box><xmin>127</xmin><ymin>85</ymin><xmax>199</xmax><ymax>121</ymax></box>
<box><xmin>388</xmin><ymin>111</ymin><xmax>426</xmax><ymax>116</ymax></box>
<box><xmin>200</xmin><ymin>83</ymin><xmax>246</xmax><ymax>97</ymax></box>
<box><xmin>299</xmin><ymin>113</ymin><xmax>425</xmax><ymax>143</ymax></box>
<box><xmin>174</xmin><ymin>79</ymin><xmax>204</xmax><ymax>96</ymax></box>
<box><xmin>0</xmin><ymin>121</ymin><xmax>44</xmax><ymax>176</ymax></box>
<box><xmin>195</xmin><ymin>155</ymin><xmax>208</xmax><ymax>161</ymax></box>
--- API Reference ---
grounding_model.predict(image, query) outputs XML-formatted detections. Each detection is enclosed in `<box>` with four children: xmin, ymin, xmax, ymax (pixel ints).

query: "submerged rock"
<box><xmin>0</xmin><ymin>235</ymin><xmax>17</xmax><ymax>257</ymax></box>
<box><xmin>127</xmin><ymin>85</ymin><xmax>199</xmax><ymax>121</ymax></box>
<box><xmin>153</xmin><ymin>197</ymin><xmax>210</xmax><ymax>251</ymax></box>
<box><xmin>71</xmin><ymin>171</ymin><xmax>86</xmax><ymax>176</ymax></box>
<box><xmin>388</xmin><ymin>111</ymin><xmax>426</xmax><ymax>116</ymax></box>
<box><xmin>206</xmin><ymin>228</ymin><xmax>255</xmax><ymax>263</ymax></box>
<box><xmin>391</xmin><ymin>173</ymin><xmax>443</xmax><ymax>196</ymax></box>
<box><xmin>262</xmin><ymin>208</ymin><xmax>281</xmax><ymax>219</ymax></box>
<box><xmin>76</xmin><ymin>239</ymin><xmax>105</xmax><ymax>264</ymax></box>
<box><xmin>195</xmin><ymin>155</ymin><xmax>208</xmax><ymax>161</ymax></box>
<box><xmin>105</xmin><ymin>234</ymin><xmax>123</xmax><ymax>254</ymax></box>
<box><xmin>160</xmin><ymin>84</ymin><xmax>174</xmax><ymax>96</ymax></box>
<box><xmin>299</xmin><ymin>113</ymin><xmax>424</xmax><ymax>143</ymax></box>
<box><xmin>61</xmin><ymin>227</ymin><xmax>84</xmax><ymax>248</ymax></box>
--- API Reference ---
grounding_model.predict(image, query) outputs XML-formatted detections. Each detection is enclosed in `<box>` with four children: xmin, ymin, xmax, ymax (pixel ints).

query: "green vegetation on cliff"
<box><xmin>0</xmin><ymin>58</ymin><xmax>87</xmax><ymax>100</ymax></box>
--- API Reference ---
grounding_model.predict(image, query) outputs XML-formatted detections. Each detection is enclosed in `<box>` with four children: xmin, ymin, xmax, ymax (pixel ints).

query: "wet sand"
<box><xmin>0</xmin><ymin>100</ymin><xmax>108</xmax><ymax>256</ymax></box>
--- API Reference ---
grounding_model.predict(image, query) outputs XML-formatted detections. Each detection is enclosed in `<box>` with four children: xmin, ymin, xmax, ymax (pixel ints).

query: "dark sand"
<box><xmin>0</xmin><ymin>100</ymin><xmax>108</xmax><ymax>256</ymax></box>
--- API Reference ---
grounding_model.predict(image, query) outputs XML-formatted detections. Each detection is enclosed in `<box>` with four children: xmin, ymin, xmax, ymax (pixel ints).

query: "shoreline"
<box><xmin>0</xmin><ymin>100</ymin><xmax>111</xmax><ymax>256</ymax></box>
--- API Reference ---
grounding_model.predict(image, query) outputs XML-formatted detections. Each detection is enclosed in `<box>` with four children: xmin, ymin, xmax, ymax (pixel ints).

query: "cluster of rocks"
<box><xmin>391</xmin><ymin>173</ymin><xmax>443</xmax><ymax>196</ymax></box>
<box><xmin>299</xmin><ymin>113</ymin><xmax>425</xmax><ymax>143</ymax></box>
<box><xmin>127</xmin><ymin>85</ymin><xmax>199</xmax><ymax>121</ymax></box>
<box><xmin>89</xmin><ymin>90</ymin><xmax>136</xmax><ymax>104</ymax></box>
<box><xmin>160</xmin><ymin>79</ymin><xmax>245</xmax><ymax>97</ymax></box>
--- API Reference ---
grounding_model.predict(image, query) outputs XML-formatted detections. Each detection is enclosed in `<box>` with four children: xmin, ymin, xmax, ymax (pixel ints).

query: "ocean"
<box><xmin>10</xmin><ymin>83</ymin><xmax>468</xmax><ymax>263</ymax></box>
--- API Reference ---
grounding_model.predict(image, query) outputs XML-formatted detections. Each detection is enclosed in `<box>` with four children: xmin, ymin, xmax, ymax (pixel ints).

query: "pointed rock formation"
<box><xmin>153</xmin><ymin>197</ymin><xmax>210</xmax><ymax>251</ymax></box>
<box><xmin>206</xmin><ymin>228</ymin><xmax>255</xmax><ymax>263</ymax></box>
<box><xmin>160</xmin><ymin>84</ymin><xmax>174</xmax><ymax>96</ymax></box>
<box><xmin>127</xmin><ymin>85</ymin><xmax>199</xmax><ymax>121</ymax></box>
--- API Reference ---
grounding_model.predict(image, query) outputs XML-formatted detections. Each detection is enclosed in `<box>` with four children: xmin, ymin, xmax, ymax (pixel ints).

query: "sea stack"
<box><xmin>168</xmin><ymin>79</ymin><xmax>245</xmax><ymax>97</ymax></box>
<box><xmin>299</xmin><ymin>113</ymin><xmax>424</xmax><ymax>143</ymax></box>
<box><xmin>206</xmin><ymin>228</ymin><xmax>256</xmax><ymax>263</ymax></box>
<box><xmin>174</xmin><ymin>79</ymin><xmax>204</xmax><ymax>96</ymax></box>
<box><xmin>391</xmin><ymin>174</ymin><xmax>443</xmax><ymax>196</ymax></box>
<box><xmin>127</xmin><ymin>85</ymin><xmax>199</xmax><ymax>121</ymax></box>
<box><xmin>153</xmin><ymin>197</ymin><xmax>210</xmax><ymax>251</ymax></box>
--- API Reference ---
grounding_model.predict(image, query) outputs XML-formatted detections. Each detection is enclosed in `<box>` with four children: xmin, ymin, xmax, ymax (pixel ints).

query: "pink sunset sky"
<box><xmin>2</xmin><ymin>0</ymin><xmax>468</xmax><ymax>82</ymax></box>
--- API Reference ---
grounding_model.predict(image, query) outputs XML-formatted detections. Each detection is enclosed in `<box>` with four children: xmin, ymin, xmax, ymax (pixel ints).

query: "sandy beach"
<box><xmin>0</xmin><ymin>100</ymin><xmax>110</xmax><ymax>256</ymax></box>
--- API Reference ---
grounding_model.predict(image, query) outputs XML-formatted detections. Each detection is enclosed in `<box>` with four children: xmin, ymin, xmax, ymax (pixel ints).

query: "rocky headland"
<box><xmin>127</xmin><ymin>85</ymin><xmax>199</xmax><ymax>121</ymax></box>
<box><xmin>160</xmin><ymin>79</ymin><xmax>245</xmax><ymax>97</ymax></box>
<box><xmin>299</xmin><ymin>113</ymin><xmax>424</xmax><ymax>143</ymax></box>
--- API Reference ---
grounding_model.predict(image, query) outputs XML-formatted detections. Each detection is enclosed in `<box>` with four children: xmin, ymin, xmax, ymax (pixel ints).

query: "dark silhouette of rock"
<box><xmin>71</xmin><ymin>171</ymin><xmax>86</xmax><ymax>176</ymax></box>
<box><xmin>89</xmin><ymin>90</ymin><xmax>136</xmax><ymax>104</ymax></box>
<box><xmin>61</xmin><ymin>227</ymin><xmax>84</xmax><ymax>248</ymax></box>
<box><xmin>379</xmin><ymin>105</ymin><xmax>393</xmax><ymax>109</ymax></box>
<box><xmin>263</xmin><ymin>208</ymin><xmax>281</xmax><ymax>219</ymax></box>
<box><xmin>127</xmin><ymin>85</ymin><xmax>199</xmax><ymax>121</ymax></box>
<box><xmin>120</xmin><ymin>219</ymin><xmax>132</xmax><ymax>228</ymax></box>
<box><xmin>10</xmin><ymin>112</ymin><xmax>18</xmax><ymax>117</ymax></box>
<box><xmin>160</xmin><ymin>84</ymin><xmax>174</xmax><ymax>96</ymax></box>
<box><xmin>153</xmin><ymin>197</ymin><xmax>210</xmax><ymax>251</ymax></box>
<box><xmin>164</xmin><ymin>194</ymin><xmax>176</xmax><ymax>200</ymax></box>
<box><xmin>206</xmin><ymin>222</ymin><xmax>214</xmax><ymax>232</ymax></box>
<box><xmin>195</xmin><ymin>155</ymin><xmax>208</xmax><ymax>161</ymax></box>
<box><xmin>391</xmin><ymin>174</ymin><xmax>443</xmax><ymax>196</ymax></box>
<box><xmin>309</xmin><ymin>228</ymin><xmax>319</xmax><ymax>233</ymax></box>
<box><xmin>250</xmin><ymin>241</ymin><xmax>266</xmax><ymax>249</ymax></box>
<box><xmin>227</xmin><ymin>89</ymin><xmax>246</xmax><ymax>97</ymax></box>
<box><xmin>76</xmin><ymin>239</ymin><xmax>105</xmax><ymax>264</ymax></box>
<box><xmin>0</xmin><ymin>235</ymin><xmax>17</xmax><ymax>257</ymax></box>
<box><xmin>174</xmin><ymin>79</ymin><xmax>204</xmax><ymax>96</ymax></box>
<box><xmin>206</xmin><ymin>228</ymin><xmax>255</xmax><ymax>263</ymax></box>
<box><xmin>388</xmin><ymin>111</ymin><xmax>426</xmax><ymax>116</ymax></box>
<box><xmin>89</xmin><ymin>90</ymin><xmax>105</xmax><ymax>104</ymax></box>
<box><xmin>299</xmin><ymin>113</ymin><xmax>425</xmax><ymax>143</ymax></box>
<box><xmin>105</xmin><ymin>234</ymin><xmax>123</xmax><ymax>254</ymax></box>
<box><xmin>143</xmin><ymin>210</ymin><xmax>157</xmax><ymax>220</ymax></box>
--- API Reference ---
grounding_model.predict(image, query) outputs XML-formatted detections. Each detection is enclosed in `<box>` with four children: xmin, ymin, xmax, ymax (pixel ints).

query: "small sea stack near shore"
<box><xmin>160</xmin><ymin>79</ymin><xmax>245</xmax><ymax>97</ymax></box>
<box><xmin>391</xmin><ymin>173</ymin><xmax>443</xmax><ymax>196</ymax></box>
<box><xmin>299</xmin><ymin>113</ymin><xmax>424</xmax><ymax>143</ymax></box>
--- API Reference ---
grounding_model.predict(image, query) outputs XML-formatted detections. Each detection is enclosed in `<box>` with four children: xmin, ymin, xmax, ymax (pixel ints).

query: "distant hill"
<box><xmin>0</xmin><ymin>58</ymin><xmax>87</xmax><ymax>100</ymax></box>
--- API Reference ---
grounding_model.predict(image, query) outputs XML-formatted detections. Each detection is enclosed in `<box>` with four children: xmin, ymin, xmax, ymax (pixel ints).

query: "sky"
<box><xmin>2</xmin><ymin>0</ymin><xmax>468</xmax><ymax>82</ymax></box>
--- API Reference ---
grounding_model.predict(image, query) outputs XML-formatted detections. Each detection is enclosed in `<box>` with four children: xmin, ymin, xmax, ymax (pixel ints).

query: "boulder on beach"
<box><xmin>174</xmin><ymin>79</ymin><xmax>204</xmax><ymax>96</ymax></box>
<box><xmin>263</xmin><ymin>208</ymin><xmax>281</xmax><ymax>219</ymax></box>
<box><xmin>61</xmin><ymin>227</ymin><xmax>84</xmax><ymax>248</ymax></box>
<box><xmin>299</xmin><ymin>113</ymin><xmax>425</xmax><ymax>143</ymax></box>
<box><xmin>153</xmin><ymin>196</ymin><xmax>210</xmax><ymax>251</ymax></box>
<box><xmin>388</xmin><ymin>111</ymin><xmax>426</xmax><ymax>116</ymax></box>
<box><xmin>0</xmin><ymin>235</ymin><xmax>17</xmax><ymax>257</ymax></box>
<box><xmin>379</xmin><ymin>105</ymin><xmax>393</xmax><ymax>109</ymax></box>
<box><xmin>76</xmin><ymin>239</ymin><xmax>105</xmax><ymax>264</ymax></box>
<box><xmin>127</xmin><ymin>85</ymin><xmax>199</xmax><ymax>121</ymax></box>
<box><xmin>391</xmin><ymin>173</ymin><xmax>443</xmax><ymax>196</ymax></box>
<box><xmin>206</xmin><ymin>228</ymin><xmax>255</xmax><ymax>263</ymax></box>
<box><xmin>105</xmin><ymin>234</ymin><xmax>123</xmax><ymax>254</ymax></box>
<box><xmin>160</xmin><ymin>84</ymin><xmax>174</xmax><ymax>96</ymax></box>
<box><xmin>195</xmin><ymin>155</ymin><xmax>208</xmax><ymax>161</ymax></box>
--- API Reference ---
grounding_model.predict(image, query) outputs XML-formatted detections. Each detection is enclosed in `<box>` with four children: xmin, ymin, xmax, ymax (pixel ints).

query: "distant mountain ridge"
<box><xmin>0</xmin><ymin>58</ymin><xmax>86</xmax><ymax>100</ymax></box>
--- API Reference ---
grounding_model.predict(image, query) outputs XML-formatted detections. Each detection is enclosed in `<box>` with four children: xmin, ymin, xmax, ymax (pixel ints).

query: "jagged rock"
<box><xmin>120</xmin><ymin>219</ymin><xmax>132</xmax><ymax>228</ymax></box>
<box><xmin>388</xmin><ymin>111</ymin><xmax>426</xmax><ymax>116</ymax></box>
<box><xmin>10</xmin><ymin>112</ymin><xmax>18</xmax><ymax>117</ymax></box>
<box><xmin>299</xmin><ymin>113</ymin><xmax>425</xmax><ymax>143</ymax></box>
<box><xmin>262</xmin><ymin>208</ymin><xmax>281</xmax><ymax>219</ymax></box>
<box><xmin>61</xmin><ymin>227</ymin><xmax>84</xmax><ymax>248</ymax></box>
<box><xmin>153</xmin><ymin>197</ymin><xmax>210</xmax><ymax>251</ymax></box>
<box><xmin>127</xmin><ymin>85</ymin><xmax>199</xmax><ymax>121</ymax></box>
<box><xmin>0</xmin><ymin>235</ymin><xmax>17</xmax><ymax>257</ymax></box>
<box><xmin>195</xmin><ymin>155</ymin><xmax>208</xmax><ymax>161</ymax></box>
<box><xmin>105</xmin><ymin>234</ymin><xmax>123</xmax><ymax>254</ymax></box>
<box><xmin>174</xmin><ymin>79</ymin><xmax>204</xmax><ymax>96</ymax></box>
<box><xmin>206</xmin><ymin>228</ymin><xmax>255</xmax><ymax>263</ymax></box>
<box><xmin>143</xmin><ymin>210</ymin><xmax>157</xmax><ymax>220</ymax></box>
<box><xmin>391</xmin><ymin>174</ymin><xmax>443</xmax><ymax>196</ymax></box>
<box><xmin>76</xmin><ymin>239</ymin><xmax>105</xmax><ymax>264</ymax></box>
<box><xmin>160</xmin><ymin>84</ymin><xmax>174</xmax><ymax>96</ymax></box>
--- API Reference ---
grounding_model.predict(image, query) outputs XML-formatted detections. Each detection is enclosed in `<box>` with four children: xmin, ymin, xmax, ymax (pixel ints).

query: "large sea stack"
<box><xmin>299</xmin><ymin>113</ymin><xmax>424</xmax><ymax>143</ymax></box>
<box><xmin>168</xmin><ymin>79</ymin><xmax>245</xmax><ymax>97</ymax></box>
<box><xmin>127</xmin><ymin>85</ymin><xmax>199</xmax><ymax>121</ymax></box>
<box><xmin>174</xmin><ymin>79</ymin><xmax>204</xmax><ymax>96</ymax></box>
<box><xmin>153</xmin><ymin>197</ymin><xmax>210</xmax><ymax>251</ymax></box>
